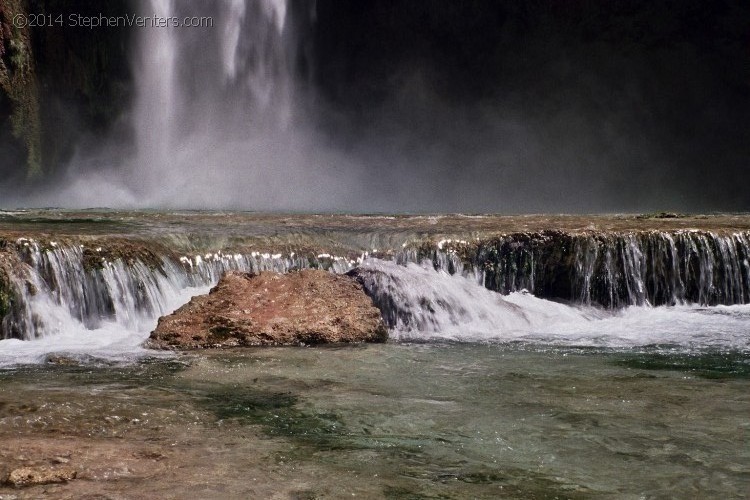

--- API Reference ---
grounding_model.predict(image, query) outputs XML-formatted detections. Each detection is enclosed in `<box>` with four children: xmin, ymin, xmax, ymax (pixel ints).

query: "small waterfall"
<box><xmin>2</xmin><ymin>229</ymin><xmax>750</xmax><ymax>350</ymax></box>
<box><xmin>348</xmin><ymin>260</ymin><xmax>595</xmax><ymax>340</ymax></box>
<box><xmin>349</xmin><ymin>259</ymin><xmax>750</xmax><ymax>349</ymax></box>
<box><xmin>1</xmin><ymin>240</ymin><xmax>355</xmax><ymax>341</ymax></box>
<box><xmin>403</xmin><ymin>231</ymin><xmax>750</xmax><ymax>308</ymax></box>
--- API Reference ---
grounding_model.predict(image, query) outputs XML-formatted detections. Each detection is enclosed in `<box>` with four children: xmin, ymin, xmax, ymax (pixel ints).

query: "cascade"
<box><xmin>406</xmin><ymin>231</ymin><xmax>750</xmax><ymax>308</ymax></box>
<box><xmin>349</xmin><ymin>259</ymin><xmax>750</xmax><ymax>348</ymax></box>
<box><xmin>348</xmin><ymin>259</ymin><xmax>596</xmax><ymax>339</ymax></box>
<box><xmin>1</xmin><ymin>230</ymin><xmax>750</xmax><ymax>346</ymax></box>
<box><xmin>1</xmin><ymin>240</ymin><xmax>352</xmax><ymax>341</ymax></box>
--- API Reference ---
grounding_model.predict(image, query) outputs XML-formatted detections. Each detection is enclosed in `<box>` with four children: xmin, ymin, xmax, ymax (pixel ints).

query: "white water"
<box><xmin>123</xmin><ymin>0</ymin><xmax>307</xmax><ymax>206</ymax></box>
<box><xmin>0</xmin><ymin>241</ymin><xmax>338</xmax><ymax>368</ymax></box>
<box><xmin>358</xmin><ymin>260</ymin><xmax>750</xmax><ymax>350</ymax></box>
<box><xmin>0</xmin><ymin>284</ymin><xmax>206</xmax><ymax>367</ymax></box>
<box><xmin>542</xmin><ymin>302</ymin><xmax>750</xmax><ymax>349</ymax></box>
<box><xmin>2</xmin><ymin>247</ymin><xmax>749</xmax><ymax>368</ymax></box>
<box><xmin>409</xmin><ymin>230</ymin><xmax>750</xmax><ymax>308</ymax></box>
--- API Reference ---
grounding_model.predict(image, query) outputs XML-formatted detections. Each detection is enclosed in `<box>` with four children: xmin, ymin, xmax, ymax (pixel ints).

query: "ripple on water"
<box><xmin>1</xmin><ymin>345</ymin><xmax>749</xmax><ymax>498</ymax></box>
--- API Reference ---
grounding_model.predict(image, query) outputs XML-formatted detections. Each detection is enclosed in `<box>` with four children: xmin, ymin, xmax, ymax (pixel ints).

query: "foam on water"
<box><xmin>0</xmin><ymin>239</ymin><xmax>360</xmax><ymax>367</ymax></box>
<box><xmin>2</xmin><ymin>250</ymin><xmax>749</xmax><ymax>368</ymax></box>
<box><xmin>358</xmin><ymin>260</ymin><xmax>750</xmax><ymax>350</ymax></box>
<box><xmin>0</xmin><ymin>284</ymin><xmax>209</xmax><ymax>367</ymax></box>
<box><xmin>506</xmin><ymin>296</ymin><xmax>750</xmax><ymax>350</ymax></box>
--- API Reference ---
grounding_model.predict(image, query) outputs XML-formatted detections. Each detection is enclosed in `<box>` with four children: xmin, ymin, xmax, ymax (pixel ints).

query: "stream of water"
<box><xmin>0</xmin><ymin>211</ymin><xmax>748</xmax><ymax>497</ymax></box>
<box><xmin>1</xmin><ymin>345</ymin><xmax>748</xmax><ymax>498</ymax></box>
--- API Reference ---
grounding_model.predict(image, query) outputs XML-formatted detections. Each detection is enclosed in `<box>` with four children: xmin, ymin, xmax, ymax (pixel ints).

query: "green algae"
<box><xmin>615</xmin><ymin>352</ymin><xmax>750</xmax><ymax>379</ymax></box>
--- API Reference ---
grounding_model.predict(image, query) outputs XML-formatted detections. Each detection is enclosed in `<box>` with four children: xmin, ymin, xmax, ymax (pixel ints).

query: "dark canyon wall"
<box><xmin>0</xmin><ymin>0</ymin><xmax>132</xmax><ymax>179</ymax></box>
<box><xmin>311</xmin><ymin>0</ymin><xmax>750</xmax><ymax>211</ymax></box>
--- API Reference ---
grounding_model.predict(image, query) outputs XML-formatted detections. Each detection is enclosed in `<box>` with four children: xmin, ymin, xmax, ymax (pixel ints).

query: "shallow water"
<box><xmin>2</xmin><ymin>210</ymin><xmax>750</xmax><ymax>252</ymax></box>
<box><xmin>1</xmin><ymin>210</ymin><xmax>749</xmax><ymax>497</ymax></box>
<box><xmin>1</xmin><ymin>345</ymin><xmax>748</xmax><ymax>498</ymax></box>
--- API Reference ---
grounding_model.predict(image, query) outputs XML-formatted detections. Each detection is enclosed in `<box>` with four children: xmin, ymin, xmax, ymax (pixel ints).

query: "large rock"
<box><xmin>149</xmin><ymin>270</ymin><xmax>387</xmax><ymax>348</ymax></box>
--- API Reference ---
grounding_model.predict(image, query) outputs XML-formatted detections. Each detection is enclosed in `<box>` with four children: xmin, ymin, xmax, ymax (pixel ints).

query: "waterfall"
<box><xmin>3</xmin><ymin>229</ymin><xmax>750</xmax><ymax>342</ymax></box>
<box><xmin>131</xmin><ymin>0</ymin><xmax>299</xmax><ymax>201</ymax></box>
<box><xmin>349</xmin><ymin>259</ymin><xmax>750</xmax><ymax>348</ymax></box>
<box><xmin>1</xmin><ymin>229</ymin><xmax>750</xmax><ymax>360</ymax></box>
<box><xmin>1</xmin><ymin>240</ymin><xmax>353</xmax><ymax>341</ymax></box>
<box><xmin>134</xmin><ymin>0</ymin><xmax>178</xmax><ymax>181</ymax></box>
<box><xmin>348</xmin><ymin>259</ymin><xmax>597</xmax><ymax>338</ymax></box>
<box><xmin>406</xmin><ymin>231</ymin><xmax>750</xmax><ymax>308</ymax></box>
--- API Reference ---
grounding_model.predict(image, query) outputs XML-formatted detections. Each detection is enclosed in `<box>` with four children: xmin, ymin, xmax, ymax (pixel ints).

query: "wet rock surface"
<box><xmin>149</xmin><ymin>270</ymin><xmax>387</xmax><ymax>348</ymax></box>
<box><xmin>5</xmin><ymin>466</ymin><xmax>77</xmax><ymax>487</ymax></box>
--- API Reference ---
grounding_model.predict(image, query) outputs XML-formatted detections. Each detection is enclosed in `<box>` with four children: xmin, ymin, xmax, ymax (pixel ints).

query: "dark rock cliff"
<box><xmin>0</xmin><ymin>0</ymin><xmax>132</xmax><ymax>179</ymax></box>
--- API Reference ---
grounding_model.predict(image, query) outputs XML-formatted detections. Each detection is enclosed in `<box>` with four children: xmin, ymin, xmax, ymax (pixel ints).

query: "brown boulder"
<box><xmin>149</xmin><ymin>270</ymin><xmax>387</xmax><ymax>348</ymax></box>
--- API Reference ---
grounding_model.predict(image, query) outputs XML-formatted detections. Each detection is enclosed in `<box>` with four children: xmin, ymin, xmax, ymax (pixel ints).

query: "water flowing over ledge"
<box><xmin>1</xmin><ymin>239</ymin><xmax>354</xmax><ymax>341</ymax></box>
<box><xmin>1</xmin><ymin>227</ymin><xmax>749</xmax><ymax>363</ymax></box>
<box><xmin>351</xmin><ymin>259</ymin><xmax>750</xmax><ymax>349</ymax></box>
<box><xmin>406</xmin><ymin>230</ymin><xmax>750</xmax><ymax>307</ymax></box>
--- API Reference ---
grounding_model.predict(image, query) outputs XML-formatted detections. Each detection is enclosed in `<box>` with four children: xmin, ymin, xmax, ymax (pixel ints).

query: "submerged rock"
<box><xmin>5</xmin><ymin>466</ymin><xmax>77</xmax><ymax>487</ymax></box>
<box><xmin>44</xmin><ymin>355</ymin><xmax>81</xmax><ymax>366</ymax></box>
<box><xmin>149</xmin><ymin>270</ymin><xmax>387</xmax><ymax>348</ymax></box>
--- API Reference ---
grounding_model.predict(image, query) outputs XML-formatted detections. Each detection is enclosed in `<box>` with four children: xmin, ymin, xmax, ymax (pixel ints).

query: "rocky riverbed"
<box><xmin>1</xmin><ymin>346</ymin><xmax>748</xmax><ymax>498</ymax></box>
